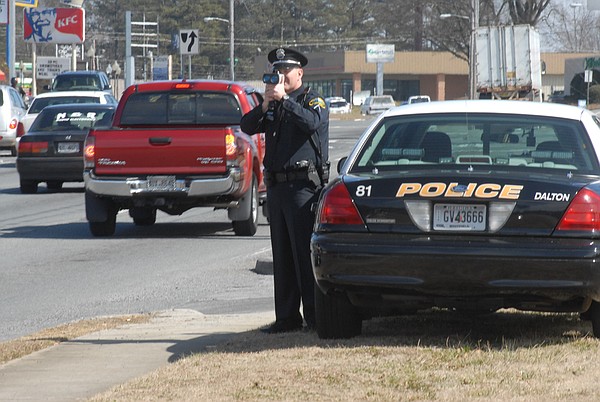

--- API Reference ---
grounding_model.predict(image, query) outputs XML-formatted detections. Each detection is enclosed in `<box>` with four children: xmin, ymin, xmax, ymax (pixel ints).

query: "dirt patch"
<box><xmin>0</xmin><ymin>314</ymin><xmax>151</xmax><ymax>365</ymax></box>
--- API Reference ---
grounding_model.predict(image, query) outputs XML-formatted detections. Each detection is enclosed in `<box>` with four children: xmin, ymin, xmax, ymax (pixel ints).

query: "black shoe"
<box><xmin>260</xmin><ymin>320</ymin><xmax>303</xmax><ymax>334</ymax></box>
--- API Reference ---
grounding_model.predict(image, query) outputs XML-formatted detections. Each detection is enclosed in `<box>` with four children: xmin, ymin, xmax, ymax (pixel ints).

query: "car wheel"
<box><xmin>10</xmin><ymin>146</ymin><xmax>17</xmax><ymax>156</ymax></box>
<box><xmin>589</xmin><ymin>301</ymin><xmax>600</xmax><ymax>338</ymax></box>
<box><xmin>46</xmin><ymin>181</ymin><xmax>63</xmax><ymax>191</ymax></box>
<box><xmin>85</xmin><ymin>190</ymin><xmax>117</xmax><ymax>236</ymax></box>
<box><xmin>20</xmin><ymin>179</ymin><xmax>38</xmax><ymax>194</ymax></box>
<box><xmin>232</xmin><ymin>174</ymin><xmax>258</xmax><ymax>236</ymax></box>
<box><xmin>130</xmin><ymin>207</ymin><xmax>157</xmax><ymax>226</ymax></box>
<box><xmin>315</xmin><ymin>283</ymin><xmax>362</xmax><ymax>339</ymax></box>
<box><xmin>89</xmin><ymin>213</ymin><xmax>117</xmax><ymax>237</ymax></box>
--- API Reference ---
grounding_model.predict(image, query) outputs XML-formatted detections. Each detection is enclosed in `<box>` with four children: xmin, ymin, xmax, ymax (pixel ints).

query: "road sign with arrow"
<box><xmin>179</xmin><ymin>29</ymin><xmax>199</xmax><ymax>55</ymax></box>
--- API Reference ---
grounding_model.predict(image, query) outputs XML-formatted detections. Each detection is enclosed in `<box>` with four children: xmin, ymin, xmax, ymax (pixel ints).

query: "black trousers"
<box><xmin>267</xmin><ymin>179</ymin><xmax>320</xmax><ymax>325</ymax></box>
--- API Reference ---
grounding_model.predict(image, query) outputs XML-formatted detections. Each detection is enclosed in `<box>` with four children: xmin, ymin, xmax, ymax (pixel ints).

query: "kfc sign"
<box><xmin>24</xmin><ymin>7</ymin><xmax>85</xmax><ymax>44</ymax></box>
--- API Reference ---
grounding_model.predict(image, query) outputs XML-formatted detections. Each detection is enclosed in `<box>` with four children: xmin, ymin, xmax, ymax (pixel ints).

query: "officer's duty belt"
<box><xmin>264</xmin><ymin>169</ymin><xmax>309</xmax><ymax>184</ymax></box>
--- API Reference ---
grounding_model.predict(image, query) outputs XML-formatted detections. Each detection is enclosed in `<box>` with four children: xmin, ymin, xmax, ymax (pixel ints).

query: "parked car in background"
<box><xmin>407</xmin><ymin>95</ymin><xmax>431</xmax><ymax>104</ymax></box>
<box><xmin>16</xmin><ymin>104</ymin><xmax>116</xmax><ymax>193</ymax></box>
<box><xmin>21</xmin><ymin>90</ymin><xmax>118</xmax><ymax>132</ymax></box>
<box><xmin>313</xmin><ymin>100</ymin><xmax>600</xmax><ymax>339</ymax></box>
<box><xmin>360</xmin><ymin>95</ymin><xmax>396</xmax><ymax>115</ymax></box>
<box><xmin>44</xmin><ymin>70</ymin><xmax>112</xmax><ymax>94</ymax></box>
<box><xmin>547</xmin><ymin>90</ymin><xmax>568</xmax><ymax>104</ymax></box>
<box><xmin>0</xmin><ymin>85</ymin><xmax>28</xmax><ymax>156</ymax></box>
<box><xmin>326</xmin><ymin>97</ymin><xmax>351</xmax><ymax>114</ymax></box>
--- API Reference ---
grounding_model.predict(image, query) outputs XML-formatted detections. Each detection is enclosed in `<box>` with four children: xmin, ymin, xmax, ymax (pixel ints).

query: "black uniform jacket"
<box><xmin>240</xmin><ymin>85</ymin><xmax>329</xmax><ymax>172</ymax></box>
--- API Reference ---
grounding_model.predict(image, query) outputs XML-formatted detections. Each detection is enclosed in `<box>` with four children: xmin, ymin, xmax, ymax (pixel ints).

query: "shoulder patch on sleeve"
<box><xmin>308</xmin><ymin>97</ymin><xmax>326</xmax><ymax>110</ymax></box>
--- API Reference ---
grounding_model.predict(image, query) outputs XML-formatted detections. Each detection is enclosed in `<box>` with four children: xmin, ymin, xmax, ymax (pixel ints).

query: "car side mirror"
<box><xmin>337</xmin><ymin>157</ymin><xmax>347</xmax><ymax>174</ymax></box>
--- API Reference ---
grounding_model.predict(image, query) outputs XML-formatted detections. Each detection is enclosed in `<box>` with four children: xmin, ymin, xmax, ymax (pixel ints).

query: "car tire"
<box><xmin>46</xmin><ymin>181</ymin><xmax>63</xmax><ymax>191</ymax></box>
<box><xmin>20</xmin><ymin>179</ymin><xmax>38</xmax><ymax>194</ymax></box>
<box><xmin>86</xmin><ymin>191</ymin><xmax>117</xmax><ymax>236</ymax></box>
<box><xmin>589</xmin><ymin>301</ymin><xmax>600</xmax><ymax>338</ymax></box>
<box><xmin>130</xmin><ymin>207</ymin><xmax>157</xmax><ymax>226</ymax></box>
<box><xmin>232</xmin><ymin>174</ymin><xmax>258</xmax><ymax>236</ymax></box>
<box><xmin>10</xmin><ymin>146</ymin><xmax>17</xmax><ymax>156</ymax></box>
<box><xmin>89</xmin><ymin>214</ymin><xmax>117</xmax><ymax>237</ymax></box>
<box><xmin>315</xmin><ymin>283</ymin><xmax>362</xmax><ymax>339</ymax></box>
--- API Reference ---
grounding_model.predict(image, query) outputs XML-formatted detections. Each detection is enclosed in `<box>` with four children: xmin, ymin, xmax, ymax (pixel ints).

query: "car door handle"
<box><xmin>149</xmin><ymin>137</ymin><xmax>172</xmax><ymax>145</ymax></box>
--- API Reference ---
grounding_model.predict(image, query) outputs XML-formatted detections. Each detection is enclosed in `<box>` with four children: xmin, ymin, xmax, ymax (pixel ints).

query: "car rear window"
<box><xmin>31</xmin><ymin>109</ymin><xmax>115</xmax><ymax>132</ymax></box>
<box><xmin>29</xmin><ymin>97</ymin><xmax>101</xmax><ymax>113</ymax></box>
<box><xmin>120</xmin><ymin>91</ymin><xmax>242</xmax><ymax>126</ymax></box>
<box><xmin>353</xmin><ymin>113</ymin><xmax>597</xmax><ymax>173</ymax></box>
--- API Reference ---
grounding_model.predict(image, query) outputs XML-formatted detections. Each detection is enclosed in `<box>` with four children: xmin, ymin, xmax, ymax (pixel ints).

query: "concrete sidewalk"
<box><xmin>0</xmin><ymin>309</ymin><xmax>274</xmax><ymax>401</ymax></box>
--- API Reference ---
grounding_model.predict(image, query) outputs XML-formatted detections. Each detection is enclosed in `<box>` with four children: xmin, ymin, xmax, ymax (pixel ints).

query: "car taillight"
<box><xmin>9</xmin><ymin>118</ymin><xmax>18</xmax><ymax>130</ymax></box>
<box><xmin>317</xmin><ymin>181</ymin><xmax>365</xmax><ymax>226</ymax></box>
<box><xmin>18</xmin><ymin>141</ymin><xmax>48</xmax><ymax>154</ymax></box>
<box><xmin>556</xmin><ymin>188</ymin><xmax>600</xmax><ymax>232</ymax></box>
<box><xmin>16</xmin><ymin>122</ymin><xmax>25</xmax><ymax>137</ymax></box>
<box><xmin>84</xmin><ymin>135</ymin><xmax>95</xmax><ymax>168</ymax></box>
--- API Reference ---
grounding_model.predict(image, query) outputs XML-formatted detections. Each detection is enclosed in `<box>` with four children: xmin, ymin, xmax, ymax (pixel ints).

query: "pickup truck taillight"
<box><xmin>84</xmin><ymin>135</ymin><xmax>95</xmax><ymax>168</ymax></box>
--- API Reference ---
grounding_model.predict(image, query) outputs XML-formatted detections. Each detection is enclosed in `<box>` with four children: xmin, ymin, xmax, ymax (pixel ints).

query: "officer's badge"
<box><xmin>309</xmin><ymin>97</ymin><xmax>326</xmax><ymax>110</ymax></box>
<box><xmin>276</xmin><ymin>48</ymin><xmax>286</xmax><ymax>60</ymax></box>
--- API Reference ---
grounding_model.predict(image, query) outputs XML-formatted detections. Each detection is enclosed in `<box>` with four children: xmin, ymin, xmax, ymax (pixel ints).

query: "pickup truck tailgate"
<box><xmin>92</xmin><ymin>128</ymin><xmax>227</xmax><ymax>175</ymax></box>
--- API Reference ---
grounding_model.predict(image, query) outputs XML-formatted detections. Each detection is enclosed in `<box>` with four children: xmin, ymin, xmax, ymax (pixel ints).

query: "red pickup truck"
<box><xmin>83</xmin><ymin>80</ymin><xmax>266</xmax><ymax>237</ymax></box>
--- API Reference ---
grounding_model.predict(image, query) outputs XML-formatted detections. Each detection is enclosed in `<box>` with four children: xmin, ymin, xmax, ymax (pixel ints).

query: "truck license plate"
<box><xmin>433</xmin><ymin>204</ymin><xmax>486</xmax><ymax>231</ymax></box>
<box><xmin>147</xmin><ymin>175</ymin><xmax>176</xmax><ymax>191</ymax></box>
<box><xmin>57</xmin><ymin>142</ymin><xmax>80</xmax><ymax>153</ymax></box>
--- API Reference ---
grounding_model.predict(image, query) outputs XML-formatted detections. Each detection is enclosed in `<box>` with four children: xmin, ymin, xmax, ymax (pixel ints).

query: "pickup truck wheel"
<box><xmin>47</xmin><ymin>181</ymin><xmax>63</xmax><ymax>191</ymax></box>
<box><xmin>86</xmin><ymin>191</ymin><xmax>117</xmax><ymax>237</ymax></box>
<box><xmin>89</xmin><ymin>214</ymin><xmax>116</xmax><ymax>237</ymax></box>
<box><xmin>20</xmin><ymin>179</ymin><xmax>38</xmax><ymax>194</ymax></box>
<box><xmin>315</xmin><ymin>283</ymin><xmax>362</xmax><ymax>339</ymax></box>
<box><xmin>232</xmin><ymin>174</ymin><xmax>258</xmax><ymax>236</ymax></box>
<box><xmin>130</xmin><ymin>207</ymin><xmax>157</xmax><ymax>226</ymax></box>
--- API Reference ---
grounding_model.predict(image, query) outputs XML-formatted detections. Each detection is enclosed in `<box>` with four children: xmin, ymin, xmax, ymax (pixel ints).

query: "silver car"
<box><xmin>0</xmin><ymin>85</ymin><xmax>28</xmax><ymax>156</ymax></box>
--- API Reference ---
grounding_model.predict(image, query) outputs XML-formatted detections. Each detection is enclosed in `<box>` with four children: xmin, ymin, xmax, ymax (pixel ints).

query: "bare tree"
<box><xmin>542</xmin><ymin>3</ymin><xmax>599</xmax><ymax>52</ymax></box>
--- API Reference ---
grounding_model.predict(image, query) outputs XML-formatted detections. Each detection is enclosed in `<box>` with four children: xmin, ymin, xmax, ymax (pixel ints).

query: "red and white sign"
<box><xmin>24</xmin><ymin>7</ymin><xmax>85</xmax><ymax>44</ymax></box>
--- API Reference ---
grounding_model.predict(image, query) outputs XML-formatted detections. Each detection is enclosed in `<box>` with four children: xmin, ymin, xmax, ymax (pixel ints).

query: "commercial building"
<box><xmin>252</xmin><ymin>50</ymin><xmax>595</xmax><ymax>103</ymax></box>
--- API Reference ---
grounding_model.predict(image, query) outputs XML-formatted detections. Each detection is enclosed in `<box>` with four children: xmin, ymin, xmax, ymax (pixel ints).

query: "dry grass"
<box><xmin>0</xmin><ymin>314</ymin><xmax>151</xmax><ymax>365</ymax></box>
<box><xmin>90</xmin><ymin>309</ymin><xmax>600</xmax><ymax>401</ymax></box>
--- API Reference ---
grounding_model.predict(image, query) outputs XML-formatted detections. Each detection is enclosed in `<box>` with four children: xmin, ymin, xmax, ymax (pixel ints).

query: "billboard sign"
<box><xmin>24</xmin><ymin>7</ymin><xmax>85</xmax><ymax>43</ymax></box>
<box><xmin>366</xmin><ymin>44</ymin><xmax>395</xmax><ymax>63</ymax></box>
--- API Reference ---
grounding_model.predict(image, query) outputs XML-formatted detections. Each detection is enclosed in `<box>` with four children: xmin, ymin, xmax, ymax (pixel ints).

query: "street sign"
<box><xmin>36</xmin><ymin>57</ymin><xmax>70</xmax><ymax>79</ymax></box>
<box><xmin>179</xmin><ymin>29</ymin><xmax>199</xmax><ymax>55</ymax></box>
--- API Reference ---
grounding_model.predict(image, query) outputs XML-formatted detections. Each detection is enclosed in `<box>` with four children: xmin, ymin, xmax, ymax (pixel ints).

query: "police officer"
<box><xmin>241</xmin><ymin>47</ymin><xmax>329</xmax><ymax>333</ymax></box>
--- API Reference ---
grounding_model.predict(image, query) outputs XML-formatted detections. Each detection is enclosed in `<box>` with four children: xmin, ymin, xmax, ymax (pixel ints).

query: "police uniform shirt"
<box><xmin>241</xmin><ymin>86</ymin><xmax>329</xmax><ymax>173</ymax></box>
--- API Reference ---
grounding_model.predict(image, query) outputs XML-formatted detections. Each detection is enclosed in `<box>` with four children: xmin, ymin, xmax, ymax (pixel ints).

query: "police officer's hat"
<box><xmin>268</xmin><ymin>47</ymin><xmax>308</xmax><ymax>68</ymax></box>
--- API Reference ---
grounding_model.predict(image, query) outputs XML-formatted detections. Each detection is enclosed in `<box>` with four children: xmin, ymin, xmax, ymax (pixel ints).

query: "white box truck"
<box><xmin>475</xmin><ymin>25</ymin><xmax>542</xmax><ymax>100</ymax></box>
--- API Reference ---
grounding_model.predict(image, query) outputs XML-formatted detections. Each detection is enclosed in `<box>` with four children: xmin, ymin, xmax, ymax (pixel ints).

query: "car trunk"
<box><xmin>342</xmin><ymin>171</ymin><xmax>592</xmax><ymax>237</ymax></box>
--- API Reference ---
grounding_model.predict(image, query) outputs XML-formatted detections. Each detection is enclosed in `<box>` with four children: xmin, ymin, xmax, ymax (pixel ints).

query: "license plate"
<box><xmin>57</xmin><ymin>142</ymin><xmax>80</xmax><ymax>154</ymax></box>
<box><xmin>147</xmin><ymin>175</ymin><xmax>176</xmax><ymax>191</ymax></box>
<box><xmin>433</xmin><ymin>204</ymin><xmax>486</xmax><ymax>231</ymax></box>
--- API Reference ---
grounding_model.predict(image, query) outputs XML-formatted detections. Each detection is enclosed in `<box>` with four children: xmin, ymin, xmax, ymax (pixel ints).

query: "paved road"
<box><xmin>0</xmin><ymin>118</ymin><xmax>371</xmax><ymax>342</ymax></box>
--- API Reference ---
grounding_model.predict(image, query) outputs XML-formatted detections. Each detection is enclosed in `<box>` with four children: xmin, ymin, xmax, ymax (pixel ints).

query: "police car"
<box><xmin>311</xmin><ymin>100</ymin><xmax>600</xmax><ymax>339</ymax></box>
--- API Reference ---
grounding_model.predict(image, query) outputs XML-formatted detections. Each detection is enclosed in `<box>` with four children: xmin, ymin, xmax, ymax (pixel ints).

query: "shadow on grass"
<box><xmin>181</xmin><ymin>309</ymin><xmax>595</xmax><ymax>360</ymax></box>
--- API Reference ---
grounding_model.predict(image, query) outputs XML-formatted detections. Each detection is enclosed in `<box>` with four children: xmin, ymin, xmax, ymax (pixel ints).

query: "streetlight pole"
<box><xmin>204</xmin><ymin>0</ymin><xmax>235</xmax><ymax>81</ymax></box>
<box><xmin>570</xmin><ymin>3</ymin><xmax>583</xmax><ymax>52</ymax></box>
<box><xmin>440</xmin><ymin>0</ymin><xmax>479</xmax><ymax>99</ymax></box>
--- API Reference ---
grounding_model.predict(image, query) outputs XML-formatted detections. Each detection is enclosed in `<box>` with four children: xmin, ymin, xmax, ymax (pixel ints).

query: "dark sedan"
<box><xmin>312</xmin><ymin>100</ymin><xmax>600</xmax><ymax>339</ymax></box>
<box><xmin>16</xmin><ymin>104</ymin><xmax>115</xmax><ymax>193</ymax></box>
